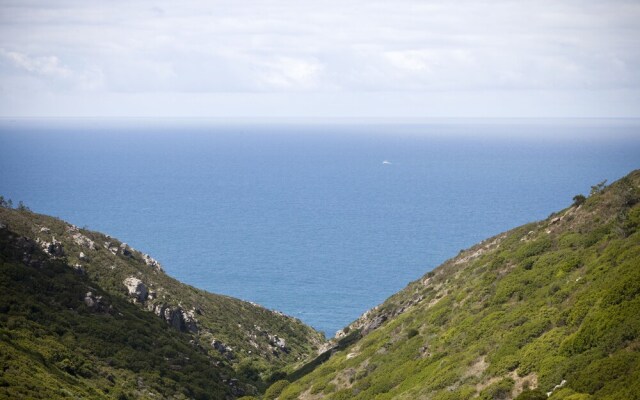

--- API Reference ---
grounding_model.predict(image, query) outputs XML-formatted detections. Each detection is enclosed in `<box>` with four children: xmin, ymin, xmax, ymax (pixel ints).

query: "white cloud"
<box><xmin>258</xmin><ymin>57</ymin><xmax>324</xmax><ymax>90</ymax></box>
<box><xmin>0</xmin><ymin>48</ymin><xmax>104</xmax><ymax>90</ymax></box>
<box><xmin>0</xmin><ymin>0</ymin><xmax>639</xmax><ymax>116</ymax></box>
<box><xmin>0</xmin><ymin>49</ymin><xmax>72</xmax><ymax>79</ymax></box>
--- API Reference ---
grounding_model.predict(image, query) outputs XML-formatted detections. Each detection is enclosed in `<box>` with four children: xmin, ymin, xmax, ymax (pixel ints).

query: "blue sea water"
<box><xmin>1</xmin><ymin>119</ymin><xmax>639</xmax><ymax>336</ymax></box>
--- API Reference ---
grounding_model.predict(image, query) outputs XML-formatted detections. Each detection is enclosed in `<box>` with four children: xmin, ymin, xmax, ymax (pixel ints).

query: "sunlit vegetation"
<box><xmin>0</xmin><ymin>198</ymin><xmax>324</xmax><ymax>398</ymax></box>
<box><xmin>271</xmin><ymin>170</ymin><xmax>640</xmax><ymax>399</ymax></box>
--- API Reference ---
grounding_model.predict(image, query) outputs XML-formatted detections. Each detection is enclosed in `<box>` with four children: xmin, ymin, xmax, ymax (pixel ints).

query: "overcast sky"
<box><xmin>1</xmin><ymin>0</ymin><xmax>639</xmax><ymax>118</ymax></box>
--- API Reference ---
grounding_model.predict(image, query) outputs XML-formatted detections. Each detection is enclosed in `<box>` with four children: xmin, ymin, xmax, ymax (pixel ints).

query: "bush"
<box><xmin>515</xmin><ymin>388</ymin><xmax>547</xmax><ymax>400</ymax></box>
<box><xmin>264</xmin><ymin>380</ymin><xmax>290</xmax><ymax>400</ymax></box>
<box><xmin>573</xmin><ymin>195</ymin><xmax>587</xmax><ymax>207</ymax></box>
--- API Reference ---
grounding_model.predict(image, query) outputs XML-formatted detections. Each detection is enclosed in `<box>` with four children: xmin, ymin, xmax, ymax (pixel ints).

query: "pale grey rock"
<box><xmin>123</xmin><ymin>277</ymin><xmax>148</xmax><ymax>302</ymax></box>
<box><xmin>268</xmin><ymin>334</ymin><xmax>287</xmax><ymax>351</ymax></box>
<box><xmin>37</xmin><ymin>236</ymin><xmax>65</xmax><ymax>257</ymax></box>
<box><xmin>362</xmin><ymin>315</ymin><xmax>387</xmax><ymax>335</ymax></box>
<box><xmin>148</xmin><ymin>303</ymin><xmax>198</xmax><ymax>333</ymax></box>
<box><xmin>84</xmin><ymin>291</ymin><xmax>107</xmax><ymax>311</ymax></box>
<box><xmin>84</xmin><ymin>291</ymin><xmax>97</xmax><ymax>308</ymax></box>
<box><xmin>212</xmin><ymin>339</ymin><xmax>234</xmax><ymax>359</ymax></box>
<box><xmin>119</xmin><ymin>242</ymin><xmax>132</xmax><ymax>257</ymax></box>
<box><xmin>71</xmin><ymin>231</ymin><xmax>96</xmax><ymax>250</ymax></box>
<box><xmin>142</xmin><ymin>253</ymin><xmax>163</xmax><ymax>272</ymax></box>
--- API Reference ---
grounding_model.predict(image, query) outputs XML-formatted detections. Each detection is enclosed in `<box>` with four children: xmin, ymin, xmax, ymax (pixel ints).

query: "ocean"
<box><xmin>1</xmin><ymin>118</ymin><xmax>639</xmax><ymax>336</ymax></box>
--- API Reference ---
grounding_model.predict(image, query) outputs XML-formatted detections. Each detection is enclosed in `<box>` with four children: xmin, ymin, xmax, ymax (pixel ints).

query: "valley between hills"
<box><xmin>1</xmin><ymin>170</ymin><xmax>639</xmax><ymax>399</ymax></box>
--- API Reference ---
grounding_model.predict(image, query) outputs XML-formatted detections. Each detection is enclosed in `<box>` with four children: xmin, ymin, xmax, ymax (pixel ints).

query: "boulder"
<box><xmin>268</xmin><ymin>334</ymin><xmax>287</xmax><ymax>351</ymax></box>
<box><xmin>84</xmin><ymin>291</ymin><xmax>108</xmax><ymax>312</ymax></box>
<box><xmin>119</xmin><ymin>242</ymin><xmax>132</xmax><ymax>257</ymax></box>
<box><xmin>123</xmin><ymin>277</ymin><xmax>148</xmax><ymax>302</ymax></box>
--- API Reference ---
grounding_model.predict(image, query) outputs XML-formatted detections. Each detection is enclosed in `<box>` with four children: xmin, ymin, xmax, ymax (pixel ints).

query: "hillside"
<box><xmin>0</xmin><ymin>205</ymin><xmax>325</xmax><ymax>398</ymax></box>
<box><xmin>269</xmin><ymin>170</ymin><xmax>640</xmax><ymax>400</ymax></box>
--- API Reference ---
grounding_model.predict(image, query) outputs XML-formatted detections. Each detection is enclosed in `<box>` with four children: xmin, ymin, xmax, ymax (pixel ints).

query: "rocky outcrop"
<box><xmin>72</xmin><ymin>263</ymin><xmax>86</xmax><ymax>274</ymax></box>
<box><xmin>361</xmin><ymin>314</ymin><xmax>387</xmax><ymax>336</ymax></box>
<box><xmin>212</xmin><ymin>339</ymin><xmax>234</xmax><ymax>359</ymax></box>
<box><xmin>142</xmin><ymin>253</ymin><xmax>163</xmax><ymax>272</ymax></box>
<box><xmin>148</xmin><ymin>303</ymin><xmax>198</xmax><ymax>333</ymax></box>
<box><xmin>268</xmin><ymin>334</ymin><xmax>287</xmax><ymax>352</ymax></box>
<box><xmin>68</xmin><ymin>225</ymin><xmax>96</xmax><ymax>250</ymax></box>
<box><xmin>84</xmin><ymin>291</ymin><xmax>109</xmax><ymax>312</ymax></box>
<box><xmin>119</xmin><ymin>242</ymin><xmax>132</xmax><ymax>257</ymax></box>
<box><xmin>123</xmin><ymin>277</ymin><xmax>148</xmax><ymax>303</ymax></box>
<box><xmin>248</xmin><ymin>325</ymin><xmax>290</xmax><ymax>355</ymax></box>
<box><xmin>36</xmin><ymin>236</ymin><xmax>65</xmax><ymax>257</ymax></box>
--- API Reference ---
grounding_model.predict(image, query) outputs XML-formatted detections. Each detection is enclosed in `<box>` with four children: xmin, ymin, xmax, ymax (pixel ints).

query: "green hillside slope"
<box><xmin>273</xmin><ymin>170</ymin><xmax>640</xmax><ymax>400</ymax></box>
<box><xmin>0</xmin><ymin>206</ymin><xmax>325</xmax><ymax>398</ymax></box>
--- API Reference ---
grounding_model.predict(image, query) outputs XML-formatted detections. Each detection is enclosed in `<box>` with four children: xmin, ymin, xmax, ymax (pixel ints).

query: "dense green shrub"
<box><xmin>515</xmin><ymin>388</ymin><xmax>547</xmax><ymax>400</ymax></box>
<box><xmin>264</xmin><ymin>379</ymin><xmax>290</xmax><ymax>399</ymax></box>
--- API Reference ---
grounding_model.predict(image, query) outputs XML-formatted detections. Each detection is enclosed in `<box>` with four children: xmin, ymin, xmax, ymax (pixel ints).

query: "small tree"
<box><xmin>590</xmin><ymin>179</ymin><xmax>607</xmax><ymax>196</ymax></box>
<box><xmin>17</xmin><ymin>201</ymin><xmax>31</xmax><ymax>212</ymax></box>
<box><xmin>572</xmin><ymin>194</ymin><xmax>586</xmax><ymax>207</ymax></box>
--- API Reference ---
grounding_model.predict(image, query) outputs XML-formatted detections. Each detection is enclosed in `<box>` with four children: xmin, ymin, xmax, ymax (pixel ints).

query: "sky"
<box><xmin>0</xmin><ymin>0</ymin><xmax>639</xmax><ymax>118</ymax></box>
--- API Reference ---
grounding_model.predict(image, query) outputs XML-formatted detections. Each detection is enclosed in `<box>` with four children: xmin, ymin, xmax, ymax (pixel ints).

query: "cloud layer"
<box><xmin>1</xmin><ymin>0</ymin><xmax>639</xmax><ymax>117</ymax></box>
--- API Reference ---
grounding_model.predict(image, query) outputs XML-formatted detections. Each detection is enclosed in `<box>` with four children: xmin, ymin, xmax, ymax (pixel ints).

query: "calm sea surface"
<box><xmin>1</xmin><ymin>119</ymin><xmax>639</xmax><ymax>335</ymax></box>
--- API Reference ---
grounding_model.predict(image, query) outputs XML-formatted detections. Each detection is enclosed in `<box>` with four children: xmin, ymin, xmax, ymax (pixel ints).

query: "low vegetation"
<box><xmin>271</xmin><ymin>170</ymin><xmax>640</xmax><ymax>399</ymax></box>
<box><xmin>2</xmin><ymin>170</ymin><xmax>639</xmax><ymax>399</ymax></box>
<box><xmin>0</xmin><ymin>201</ymin><xmax>325</xmax><ymax>398</ymax></box>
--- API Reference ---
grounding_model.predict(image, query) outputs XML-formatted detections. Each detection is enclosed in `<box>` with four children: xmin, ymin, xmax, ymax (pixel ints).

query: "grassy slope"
<box><xmin>274</xmin><ymin>170</ymin><xmax>640</xmax><ymax>400</ymax></box>
<box><xmin>0</xmin><ymin>225</ymin><xmax>233</xmax><ymax>399</ymax></box>
<box><xmin>0</xmin><ymin>207</ymin><xmax>325</xmax><ymax>397</ymax></box>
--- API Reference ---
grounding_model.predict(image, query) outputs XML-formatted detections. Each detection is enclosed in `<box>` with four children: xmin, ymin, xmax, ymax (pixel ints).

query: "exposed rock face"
<box><xmin>37</xmin><ymin>237</ymin><xmax>65</xmax><ymax>257</ymax></box>
<box><xmin>119</xmin><ymin>242</ymin><xmax>132</xmax><ymax>257</ymax></box>
<box><xmin>212</xmin><ymin>339</ymin><xmax>234</xmax><ymax>359</ymax></box>
<box><xmin>68</xmin><ymin>226</ymin><xmax>96</xmax><ymax>250</ymax></box>
<box><xmin>123</xmin><ymin>277</ymin><xmax>148</xmax><ymax>303</ymax></box>
<box><xmin>268</xmin><ymin>334</ymin><xmax>287</xmax><ymax>352</ymax></box>
<box><xmin>84</xmin><ymin>291</ymin><xmax>106</xmax><ymax>311</ymax></box>
<box><xmin>13</xmin><ymin>236</ymin><xmax>44</xmax><ymax>268</ymax></box>
<box><xmin>249</xmin><ymin>325</ymin><xmax>290</xmax><ymax>355</ymax></box>
<box><xmin>361</xmin><ymin>314</ymin><xmax>387</xmax><ymax>336</ymax></box>
<box><xmin>104</xmin><ymin>242</ymin><xmax>119</xmax><ymax>255</ymax></box>
<box><xmin>142</xmin><ymin>253</ymin><xmax>163</xmax><ymax>272</ymax></box>
<box><xmin>149</xmin><ymin>303</ymin><xmax>198</xmax><ymax>333</ymax></box>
